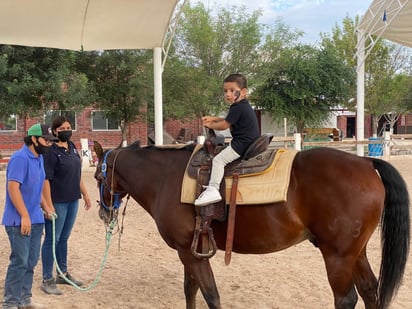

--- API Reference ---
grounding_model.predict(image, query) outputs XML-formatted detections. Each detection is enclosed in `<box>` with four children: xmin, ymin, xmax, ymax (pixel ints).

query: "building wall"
<box><xmin>0</xmin><ymin>108</ymin><xmax>149</xmax><ymax>154</ymax></box>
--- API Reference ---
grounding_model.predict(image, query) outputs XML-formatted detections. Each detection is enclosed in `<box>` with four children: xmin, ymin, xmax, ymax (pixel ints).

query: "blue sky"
<box><xmin>196</xmin><ymin>0</ymin><xmax>372</xmax><ymax>44</ymax></box>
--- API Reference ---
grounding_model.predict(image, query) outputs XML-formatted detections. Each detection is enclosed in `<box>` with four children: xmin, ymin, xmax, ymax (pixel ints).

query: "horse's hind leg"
<box><xmin>322</xmin><ymin>251</ymin><xmax>358</xmax><ymax>309</ymax></box>
<box><xmin>353</xmin><ymin>248</ymin><xmax>378</xmax><ymax>309</ymax></box>
<box><xmin>179</xmin><ymin>251</ymin><xmax>221</xmax><ymax>309</ymax></box>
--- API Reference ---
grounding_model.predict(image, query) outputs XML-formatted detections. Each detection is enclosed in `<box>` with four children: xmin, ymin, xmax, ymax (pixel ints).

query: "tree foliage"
<box><xmin>0</xmin><ymin>45</ymin><xmax>90</xmax><ymax>118</ymax></box>
<box><xmin>77</xmin><ymin>50</ymin><xmax>153</xmax><ymax>141</ymax></box>
<box><xmin>163</xmin><ymin>2</ymin><xmax>264</xmax><ymax>118</ymax></box>
<box><xmin>253</xmin><ymin>44</ymin><xmax>354</xmax><ymax>132</ymax></box>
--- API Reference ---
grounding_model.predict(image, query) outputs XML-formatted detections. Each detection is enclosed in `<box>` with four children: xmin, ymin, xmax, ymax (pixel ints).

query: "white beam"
<box><xmin>154</xmin><ymin>47</ymin><xmax>163</xmax><ymax>145</ymax></box>
<box><xmin>356</xmin><ymin>30</ymin><xmax>365</xmax><ymax>156</ymax></box>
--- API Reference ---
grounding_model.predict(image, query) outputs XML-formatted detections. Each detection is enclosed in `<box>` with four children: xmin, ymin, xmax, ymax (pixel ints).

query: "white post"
<box><xmin>383</xmin><ymin>131</ymin><xmax>391</xmax><ymax>158</ymax></box>
<box><xmin>197</xmin><ymin>135</ymin><xmax>205</xmax><ymax>145</ymax></box>
<box><xmin>294</xmin><ymin>133</ymin><xmax>301</xmax><ymax>151</ymax></box>
<box><xmin>80</xmin><ymin>138</ymin><xmax>90</xmax><ymax>168</ymax></box>
<box><xmin>356</xmin><ymin>30</ymin><xmax>365</xmax><ymax>156</ymax></box>
<box><xmin>154</xmin><ymin>47</ymin><xmax>163</xmax><ymax>145</ymax></box>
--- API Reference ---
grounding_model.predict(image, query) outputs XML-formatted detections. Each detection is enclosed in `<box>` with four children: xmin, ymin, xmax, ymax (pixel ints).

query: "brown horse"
<box><xmin>93</xmin><ymin>141</ymin><xmax>410</xmax><ymax>309</ymax></box>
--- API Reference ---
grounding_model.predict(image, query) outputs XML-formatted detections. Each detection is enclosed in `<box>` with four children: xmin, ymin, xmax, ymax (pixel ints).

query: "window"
<box><xmin>0</xmin><ymin>114</ymin><xmax>17</xmax><ymax>131</ymax></box>
<box><xmin>91</xmin><ymin>111</ymin><xmax>119</xmax><ymax>131</ymax></box>
<box><xmin>45</xmin><ymin>110</ymin><xmax>76</xmax><ymax>130</ymax></box>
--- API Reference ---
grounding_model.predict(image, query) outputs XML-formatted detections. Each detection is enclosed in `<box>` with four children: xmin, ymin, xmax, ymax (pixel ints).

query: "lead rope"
<box><xmin>50</xmin><ymin>213</ymin><xmax>116</xmax><ymax>291</ymax></box>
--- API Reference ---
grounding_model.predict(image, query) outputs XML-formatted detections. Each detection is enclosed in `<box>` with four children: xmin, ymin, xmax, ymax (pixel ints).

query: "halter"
<box><xmin>99</xmin><ymin>149</ymin><xmax>124</xmax><ymax>211</ymax></box>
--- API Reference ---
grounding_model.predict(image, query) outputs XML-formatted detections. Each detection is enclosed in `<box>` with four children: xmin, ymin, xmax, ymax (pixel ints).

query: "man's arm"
<box><xmin>8</xmin><ymin>180</ymin><xmax>31</xmax><ymax>234</ymax></box>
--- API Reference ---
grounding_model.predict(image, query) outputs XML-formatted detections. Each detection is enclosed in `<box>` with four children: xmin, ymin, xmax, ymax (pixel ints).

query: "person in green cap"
<box><xmin>1</xmin><ymin>123</ymin><xmax>57</xmax><ymax>309</ymax></box>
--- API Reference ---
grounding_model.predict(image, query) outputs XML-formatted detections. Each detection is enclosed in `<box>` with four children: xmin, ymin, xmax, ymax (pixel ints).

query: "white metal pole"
<box><xmin>294</xmin><ymin>133</ymin><xmax>301</xmax><ymax>151</ymax></box>
<box><xmin>356</xmin><ymin>30</ymin><xmax>365</xmax><ymax>156</ymax></box>
<box><xmin>154</xmin><ymin>47</ymin><xmax>163</xmax><ymax>145</ymax></box>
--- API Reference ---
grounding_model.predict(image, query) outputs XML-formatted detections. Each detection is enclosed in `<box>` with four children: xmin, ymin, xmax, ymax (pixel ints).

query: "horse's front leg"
<box><xmin>184</xmin><ymin>266</ymin><xmax>199</xmax><ymax>309</ymax></box>
<box><xmin>179</xmin><ymin>250</ymin><xmax>221</xmax><ymax>309</ymax></box>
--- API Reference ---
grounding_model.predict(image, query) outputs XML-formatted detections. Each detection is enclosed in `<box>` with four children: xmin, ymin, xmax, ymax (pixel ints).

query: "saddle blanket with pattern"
<box><xmin>181</xmin><ymin>148</ymin><xmax>298</xmax><ymax>205</ymax></box>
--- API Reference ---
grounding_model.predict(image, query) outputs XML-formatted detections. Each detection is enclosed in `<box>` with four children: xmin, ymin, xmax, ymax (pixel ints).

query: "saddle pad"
<box><xmin>181</xmin><ymin>148</ymin><xmax>298</xmax><ymax>205</ymax></box>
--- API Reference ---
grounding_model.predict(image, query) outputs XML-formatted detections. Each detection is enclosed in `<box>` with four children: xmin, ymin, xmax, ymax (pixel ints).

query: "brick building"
<box><xmin>0</xmin><ymin>107</ymin><xmax>204</xmax><ymax>162</ymax></box>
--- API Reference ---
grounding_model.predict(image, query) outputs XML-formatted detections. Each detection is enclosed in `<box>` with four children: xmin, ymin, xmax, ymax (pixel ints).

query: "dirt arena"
<box><xmin>0</xmin><ymin>155</ymin><xmax>411</xmax><ymax>308</ymax></box>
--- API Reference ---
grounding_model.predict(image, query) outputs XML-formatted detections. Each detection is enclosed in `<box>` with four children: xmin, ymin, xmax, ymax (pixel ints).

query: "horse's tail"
<box><xmin>372</xmin><ymin>159</ymin><xmax>410</xmax><ymax>309</ymax></box>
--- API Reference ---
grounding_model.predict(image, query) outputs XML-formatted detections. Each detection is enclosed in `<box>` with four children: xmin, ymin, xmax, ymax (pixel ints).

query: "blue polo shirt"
<box><xmin>43</xmin><ymin>141</ymin><xmax>82</xmax><ymax>203</ymax></box>
<box><xmin>2</xmin><ymin>145</ymin><xmax>46</xmax><ymax>226</ymax></box>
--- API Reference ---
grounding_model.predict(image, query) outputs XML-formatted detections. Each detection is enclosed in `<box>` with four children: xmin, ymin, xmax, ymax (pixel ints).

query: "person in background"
<box><xmin>2</xmin><ymin>124</ymin><xmax>57</xmax><ymax>309</ymax></box>
<box><xmin>194</xmin><ymin>73</ymin><xmax>260</xmax><ymax>206</ymax></box>
<box><xmin>40</xmin><ymin>116</ymin><xmax>92</xmax><ymax>295</ymax></box>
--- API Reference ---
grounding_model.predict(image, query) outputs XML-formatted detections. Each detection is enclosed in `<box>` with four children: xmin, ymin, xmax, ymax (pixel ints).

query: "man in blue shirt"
<box><xmin>1</xmin><ymin>124</ymin><xmax>57</xmax><ymax>309</ymax></box>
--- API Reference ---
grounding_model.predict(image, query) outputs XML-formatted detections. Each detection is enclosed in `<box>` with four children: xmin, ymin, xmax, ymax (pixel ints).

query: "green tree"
<box><xmin>79</xmin><ymin>49</ymin><xmax>153</xmax><ymax>143</ymax></box>
<box><xmin>163</xmin><ymin>2</ymin><xmax>264</xmax><ymax>119</ymax></box>
<box><xmin>0</xmin><ymin>45</ymin><xmax>89</xmax><ymax>118</ymax></box>
<box><xmin>253</xmin><ymin>44</ymin><xmax>354</xmax><ymax>133</ymax></box>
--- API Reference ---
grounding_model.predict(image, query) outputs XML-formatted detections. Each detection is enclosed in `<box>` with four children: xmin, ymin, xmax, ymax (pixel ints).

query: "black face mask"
<box><xmin>58</xmin><ymin>130</ymin><xmax>72</xmax><ymax>142</ymax></box>
<box><xmin>34</xmin><ymin>138</ymin><xmax>50</xmax><ymax>155</ymax></box>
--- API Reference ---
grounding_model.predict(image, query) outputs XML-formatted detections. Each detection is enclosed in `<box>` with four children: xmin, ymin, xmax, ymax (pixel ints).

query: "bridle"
<box><xmin>98</xmin><ymin>149</ymin><xmax>126</xmax><ymax>213</ymax></box>
<box><xmin>97</xmin><ymin>148</ymin><xmax>131</xmax><ymax>240</ymax></box>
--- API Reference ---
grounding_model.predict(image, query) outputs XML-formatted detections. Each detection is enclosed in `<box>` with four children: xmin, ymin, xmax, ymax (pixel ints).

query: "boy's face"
<box><xmin>223</xmin><ymin>82</ymin><xmax>247</xmax><ymax>104</ymax></box>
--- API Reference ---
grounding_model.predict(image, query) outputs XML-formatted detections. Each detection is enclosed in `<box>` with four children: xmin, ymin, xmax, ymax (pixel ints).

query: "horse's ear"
<box><xmin>93</xmin><ymin>141</ymin><xmax>104</xmax><ymax>160</ymax></box>
<box><xmin>205</xmin><ymin>127</ymin><xmax>216</xmax><ymax>138</ymax></box>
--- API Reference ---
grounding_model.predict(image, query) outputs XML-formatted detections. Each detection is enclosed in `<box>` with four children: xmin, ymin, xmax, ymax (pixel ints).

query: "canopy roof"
<box><xmin>0</xmin><ymin>0</ymin><xmax>179</xmax><ymax>51</ymax></box>
<box><xmin>358</xmin><ymin>0</ymin><xmax>412</xmax><ymax>49</ymax></box>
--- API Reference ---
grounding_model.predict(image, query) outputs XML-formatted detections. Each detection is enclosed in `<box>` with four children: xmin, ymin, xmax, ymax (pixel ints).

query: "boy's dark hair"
<box><xmin>51</xmin><ymin>115</ymin><xmax>72</xmax><ymax>136</ymax></box>
<box><xmin>224</xmin><ymin>73</ymin><xmax>247</xmax><ymax>89</ymax></box>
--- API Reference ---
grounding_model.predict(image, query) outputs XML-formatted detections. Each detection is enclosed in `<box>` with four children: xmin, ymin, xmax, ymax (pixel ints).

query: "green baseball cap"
<box><xmin>27</xmin><ymin>124</ymin><xmax>58</xmax><ymax>141</ymax></box>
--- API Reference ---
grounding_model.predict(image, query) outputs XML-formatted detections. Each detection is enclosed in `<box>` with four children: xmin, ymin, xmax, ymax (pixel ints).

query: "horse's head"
<box><xmin>93</xmin><ymin>141</ymin><xmax>128</xmax><ymax>228</ymax></box>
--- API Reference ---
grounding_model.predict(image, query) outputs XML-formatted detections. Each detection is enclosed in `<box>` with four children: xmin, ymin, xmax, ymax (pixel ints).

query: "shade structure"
<box><xmin>0</xmin><ymin>0</ymin><xmax>179</xmax><ymax>51</ymax></box>
<box><xmin>356</xmin><ymin>0</ymin><xmax>411</xmax><ymax>156</ymax></box>
<box><xmin>0</xmin><ymin>0</ymin><xmax>184</xmax><ymax>145</ymax></box>
<box><xmin>358</xmin><ymin>0</ymin><xmax>412</xmax><ymax>49</ymax></box>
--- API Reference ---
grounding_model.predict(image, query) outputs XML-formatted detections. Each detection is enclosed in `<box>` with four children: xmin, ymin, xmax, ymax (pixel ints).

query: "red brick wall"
<box><xmin>0</xmin><ymin>109</ymin><xmax>143</xmax><ymax>153</ymax></box>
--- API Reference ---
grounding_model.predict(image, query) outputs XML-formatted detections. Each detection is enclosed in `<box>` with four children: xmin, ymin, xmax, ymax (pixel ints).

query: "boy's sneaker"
<box><xmin>40</xmin><ymin>278</ymin><xmax>62</xmax><ymax>295</ymax></box>
<box><xmin>56</xmin><ymin>272</ymin><xmax>83</xmax><ymax>286</ymax></box>
<box><xmin>194</xmin><ymin>186</ymin><xmax>222</xmax><ymax>206</ymax></box>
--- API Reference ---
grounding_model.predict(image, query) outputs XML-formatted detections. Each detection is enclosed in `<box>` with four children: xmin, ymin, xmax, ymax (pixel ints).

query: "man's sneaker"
<box><xmin>40</xmin><ymin>278</ymin><xmax>62</xmax><ymax>295</ymax></box>
<box><xmin>194</xmin><ymin>186</ymin><xmax>222</xmax><ymax>206</ymax></box>
<box><xmin>56</xmin><ymin>272</ymin><xmax>83</xmax><ymax>286</ymax></box>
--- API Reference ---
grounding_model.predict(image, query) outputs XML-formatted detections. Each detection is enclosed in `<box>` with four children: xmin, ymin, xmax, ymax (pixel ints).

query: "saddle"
<box><xmin>189</xmin><ymin>133</ymin><xmax>274</xmax><ymax>264</ymax></box>
<box><xmin>187</xmin><ymin>133</ymin><xmax>276</xmax><ymax>179</ymax></box>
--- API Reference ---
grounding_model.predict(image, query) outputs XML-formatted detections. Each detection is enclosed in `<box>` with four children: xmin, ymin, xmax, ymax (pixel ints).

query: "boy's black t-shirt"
<box><xmin>43</xmin><ymin>141</ymin><xmax>82</xmax><ymax>203</ymax></box>
<box><xmin>225</xmin><ymin>98</ymin><xmax>260</xmax><ymax>156</ymax></box>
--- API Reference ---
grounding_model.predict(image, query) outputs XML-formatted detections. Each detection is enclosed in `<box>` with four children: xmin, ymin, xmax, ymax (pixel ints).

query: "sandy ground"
<box><xmin>0</xmin><ymin>155</ymin><xmax>411</xmax><ymax>309</ymax></box>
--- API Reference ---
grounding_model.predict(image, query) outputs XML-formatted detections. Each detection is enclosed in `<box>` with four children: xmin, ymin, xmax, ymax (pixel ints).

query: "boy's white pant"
<box><xmin>209</xmin><ymin>145</ymin><xmax>240</xmax><ymax>190</ymax></box>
